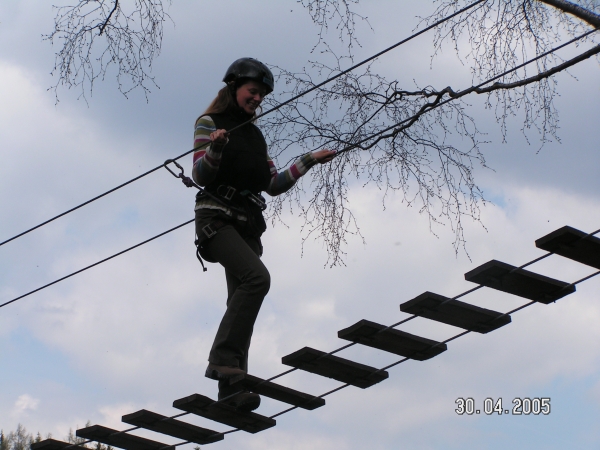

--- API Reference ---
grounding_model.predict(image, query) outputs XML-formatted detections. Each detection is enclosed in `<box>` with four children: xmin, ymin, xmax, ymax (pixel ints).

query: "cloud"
<box><xmin>98</xmin><ymin>403</ymin><xmax>138</xmax><ymax>430</ymax></box>
<box><xmin>12</xmin><ymin>394</ymin><xmax>40</xmax><ymax>417</ymax></box>
<box><xmin>0</xmin><ymin>1</ymin><xmax>598</xmax><ymax>448</ymax></box>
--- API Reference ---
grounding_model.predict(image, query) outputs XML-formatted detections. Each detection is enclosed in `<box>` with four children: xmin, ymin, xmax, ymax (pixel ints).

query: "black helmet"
<box><xmin>223</xmin><ymin>57</ymin><xmax>274</xmax><ymax>94</ymax></box>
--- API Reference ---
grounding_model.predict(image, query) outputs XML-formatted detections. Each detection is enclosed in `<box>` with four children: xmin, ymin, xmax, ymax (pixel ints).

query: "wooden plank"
<box><xmin>76</xmin><ymin>425</ymin><xmax>174</xmax><ymax>450</ymax></box>
<box><xmin>31</xmin><ymin>439</ymin><xmax>74</xmax><ymax>450</ymax></box>
<box><xmin>172</xmin><ymin>394</ymin><xmax>275</xmax><ymax>434</ymax></box>
<box><xmin>281</xmin><ymin>347</ymin><xmax>388</xmax><ymax>388</ymax></box>
<box><xmin>337</xmin><ymin>319</ymin><xmax>447</xmax><ymax>360</ymax></box>
<box><xmin>464</xmin><ymin>260</ymin><xmax>575</xmax><ymax>304</ymax></box>
<box><xmin>400</xmin><ymin>292</ymin><xmax>511</xmax><ymax>333</ymax></box>
<box><xmin>228</xmin><ymin>374</ymin><xmax>325</xmax><ymax>410</ymax></box>
<box><xmin>535</xmin><ymin>226</ymin><xmax>600</xmax><ymax>270</ymax></box>
<box><xmin>122</xmin><ymin>409</ymin><xmax>223</xmax><ymax>445</ymax></box>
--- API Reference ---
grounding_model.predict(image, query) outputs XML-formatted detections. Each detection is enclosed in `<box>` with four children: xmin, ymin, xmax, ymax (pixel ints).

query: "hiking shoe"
<box><xmin>205</xmin><ymin>363</ymin><xmax>246</xmax><ymax>380</ymax></box>
<box><xmin>220</xmin><ymin>391</ymin><xmax>261</xmax><ymax>412</ymax></box>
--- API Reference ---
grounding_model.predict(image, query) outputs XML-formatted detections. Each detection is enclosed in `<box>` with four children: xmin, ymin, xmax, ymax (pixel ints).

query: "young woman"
<box><xmin>192</xmin><ymin>58</ymin><xmax>335</xmax><ymax>411</ymax></box>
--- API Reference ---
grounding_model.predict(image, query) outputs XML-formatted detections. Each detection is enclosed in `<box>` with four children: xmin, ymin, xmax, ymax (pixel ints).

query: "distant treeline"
<box><xmin>0</xmin><ymin>424</ymin><xmax>112</xmax><ymax>450</ymax></box>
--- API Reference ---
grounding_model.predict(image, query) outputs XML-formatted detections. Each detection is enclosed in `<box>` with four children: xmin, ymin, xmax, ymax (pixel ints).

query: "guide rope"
<box><xmin>1</xmin><ymin>34</ymin><xmax>596</xmax><ymax>310</ymax></box>
<box><xmin>0</xmin><ymin>0</ymin><xmax>488</xmax><ymax>248</ymax></box>
<box><xmin>0</xmin><ymin>220</ymin><xmax>194</xmax><ymax>309</ymax></box>
<box><xmin>332</xmin><ymin>30</ymin><xmax>598</xmax><ymax>157</ymax></box>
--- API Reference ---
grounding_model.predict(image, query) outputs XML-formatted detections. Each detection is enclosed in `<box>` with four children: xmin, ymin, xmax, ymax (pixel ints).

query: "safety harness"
<box><xmin>164</xmin><ymin>159</ymin><xmax>267</xmax><ymax>271</ymax></box>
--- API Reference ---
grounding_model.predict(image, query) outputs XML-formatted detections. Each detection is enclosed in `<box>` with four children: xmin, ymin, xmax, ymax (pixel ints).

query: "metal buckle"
<box><xmin>241</xmin><ymin>190</ymin><xmax>267</xmax><ymax>211</ymax></box>
<box><xmin>217</xmin><ymin>185</ymin><xmax>236</xmax><ymax>201</ymax></box>
<box><xmin>202</xmin><ymin>224</ymin><xmax>217</xmax><ymax>239</ymax></box>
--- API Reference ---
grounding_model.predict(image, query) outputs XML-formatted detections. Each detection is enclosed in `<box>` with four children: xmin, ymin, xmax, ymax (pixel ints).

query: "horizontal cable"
<box><xmin>6</xmin><ymin>10</ymin><xmax>593</xmax><ymax>319</ymax></box>
<box><xmin>0</xmin><ymin>219</ymin><xmax>194</xmax><ymax>309</ymax></box>
<box><xmin>335</xmin><ymin>29</ymin><xmax>598</xmax><ymax>156</ymax></box>
<box><xmin>0</xmin><ymin>147</ymin><xmax>199</xmax><ymax>248</ymax></box>
<box><xmin>1</xmin><ymin>36</ymin><xmax>596</xmax><ymax>307</ymax></box>
<box><xmin>250</xmin><ymin>0</ymin><xmax>488</xmax><ymax>125</ymax></box>
<box><xmin>4</xmin><ymin>10</ymin><xmax>596</xmax><ymax>349</ymax></box>
<box><xmin>0</xmin><ymin>0</ymin><xmax>488</xmax><ymax>249</ymax></box>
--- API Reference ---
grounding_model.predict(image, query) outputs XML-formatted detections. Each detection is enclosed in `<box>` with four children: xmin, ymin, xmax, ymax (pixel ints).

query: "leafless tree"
<box><xmin>262</xmin><ymin>0</ymin><xmax>599</xmax><ymax>265</ymax></box>
<box><xmin>46</xmin><ymin>1</ymin><xmax>599</xmax><ymax>265</ymax></box>
<box><xmin>44</xmin><ymin>1</ymin><xmax>171</xmax><ymax>101</ymax></box>
<box><xmin>0</xmin><ymin>424</ymin><xmax>46</xmax><ymax>450</ymax></box>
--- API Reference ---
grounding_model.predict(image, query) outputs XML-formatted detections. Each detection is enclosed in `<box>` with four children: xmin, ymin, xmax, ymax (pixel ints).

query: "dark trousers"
<box><xmin>196</xmin><ymin>210</ymin><xmax>270</xmax><ymax>397</ymax></box>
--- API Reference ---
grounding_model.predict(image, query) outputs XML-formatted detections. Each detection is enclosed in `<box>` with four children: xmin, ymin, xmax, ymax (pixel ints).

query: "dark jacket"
<box><xmin>206</xmin><ymin>107</ymin><xmax>271</xmax><ymax>195</ymax></box>
<box><xmin>195</xmin><ymin>106</ymin><xmax>270</xmax><ymax>242</ymax></box>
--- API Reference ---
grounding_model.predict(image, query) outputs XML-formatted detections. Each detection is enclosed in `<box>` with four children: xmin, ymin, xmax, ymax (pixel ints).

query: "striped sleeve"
<box><xmin>265</xmin><ymin>152</ymin><xmax>318</xmax><ymax>196</ymax></box>
<box><xmin>192</xmin><ymin>115</ymin><xmax>227</xmax><ymax>186</ymax></box>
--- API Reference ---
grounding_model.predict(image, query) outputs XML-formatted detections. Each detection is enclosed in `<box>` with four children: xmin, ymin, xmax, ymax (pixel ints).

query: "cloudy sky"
<box><xmin>1</xmin><ymin>1</ymin><xmax>599</xmax><ymax>449</ymax></box>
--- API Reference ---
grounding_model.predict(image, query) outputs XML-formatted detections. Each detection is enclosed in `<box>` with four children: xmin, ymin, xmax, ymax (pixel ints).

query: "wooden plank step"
<box><xmin>400</xmin><ymin>292</ymin><xmax>511</xmax><ymax>333</ymax></box>
<box><xmin>228</xmin><ymin>374</ymin><xmax>325</xmax><ymax>410</ymax></box>
<box><xmin>464</xmin><ymin>260</ymin><xmax>575</xmax><ymax>304</ymax></box>
<box><xmin>31</xmin><ymin>439</ymin><xmax>73</xmax><ymax>450</ymax></box>
<box><xmin>122</xmin><ymin>409</ymin><xmax>223</xmax><ymax>445</ymax></box>
<box><xmin>281</xmin><ymin>347</ymin><xmax>388</xmax><ymax>388</ymax></box>
<box><xmin>76</xmin><ymin>425</ymin><xmax>174</xmax><ymax>450</ymax></box>
<box><xmin>172</xmin><ymin>393</ymin><xmax>275</xmax><ymax>434</ymax></box>
<box><xmin>337</xmin><ymin>319</ymin><xmax>447</xmax><ymax>360</ymax></box>
<box><xmin>535</xmin><ymin>226</ymin><xmax>600</xmax><ymax>269</ymax></box>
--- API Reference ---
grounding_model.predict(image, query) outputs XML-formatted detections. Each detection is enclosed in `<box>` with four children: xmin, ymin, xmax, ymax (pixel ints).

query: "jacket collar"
<box><xmin>226</xmin><ymin>103</ymin><xmax>254</xmax><ymax>123</ymax></box>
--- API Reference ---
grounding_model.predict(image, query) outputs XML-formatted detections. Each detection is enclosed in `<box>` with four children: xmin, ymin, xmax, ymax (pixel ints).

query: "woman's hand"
<box><xmin>312</xmin><ymin>149</ymin><xmax>336</xmax><ymax>164</ymax></box>
<box><xmin>210</xmin><ymin>129</ymin><xmax>229</xmax><ymax>145</ymax></box>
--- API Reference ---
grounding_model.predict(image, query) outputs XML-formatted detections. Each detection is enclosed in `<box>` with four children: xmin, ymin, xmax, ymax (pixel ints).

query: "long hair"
<box><xmin>195</xmin><ymin>80</ymin><xmax>260</xmax><ymax>127</ymax></box>
<box><xmin>202</xmin><ymin>84</ymin><xmax>235</xmax><ymax>116</ymax></box>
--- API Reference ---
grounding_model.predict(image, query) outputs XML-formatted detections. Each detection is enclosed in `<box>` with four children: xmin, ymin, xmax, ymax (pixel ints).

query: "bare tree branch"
<box><xmin>538</xmin><ymin>0</ymin><xmax>600</xmax><ymax>28</ymax></box>
<box><xmin>261</xmin><ymin>0</ymin><xmax>599</xmax><ymax>264</ymax></box>
<box><xmin>99</xmin><ymin>0</ymin><xmax>119</xmax><ymax>35</ymax></box>
<box><xmin>267</xmin><ymin>41</ymin><xmax>600</xmax><ymax>265</ymax></box>
<box><xmin>44</xmin><ymin>0</ymin><xmax>171</xmax><ymax>101</ymax></box>
<box><xmin>43</xmin><ymin>1</ymin><xmax>599</xmax><ymax>264</ymax></box>
<box><xmin>471</xmin><ymin>43</ymin><xmax>600</xmax><ymax>92</ymax></box>
<box><xmin>298</xmin><ymin>0</ymin><xmax>371</xmax><ymax>57</ymax></box>
<box><xmin>262</xmin><ymin>58</ymin><xmax>490</xmax><ymax>264</ymax></box>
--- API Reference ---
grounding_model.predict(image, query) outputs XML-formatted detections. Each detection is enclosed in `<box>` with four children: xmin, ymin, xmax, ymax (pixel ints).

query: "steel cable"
<box><xmin>0</xmin><ymin>220</ymin><xmax>194</xmax><ymax>309</ymax></box>
<box><xmin>2</xmin><ymin>33</ymin><xmax>596</xmax><ymax>311</ymax></box>
<box><xmin>0</xmin><ymin>0</ymin><xmax>488</xmax><ymax>248</ymax></box>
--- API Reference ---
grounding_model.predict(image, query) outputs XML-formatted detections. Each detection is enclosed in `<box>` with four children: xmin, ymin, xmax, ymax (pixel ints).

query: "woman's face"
<box><xmin>236</xmin><ymin>80</ymin><xmax>267</xmax><ymax>115</ymax></box>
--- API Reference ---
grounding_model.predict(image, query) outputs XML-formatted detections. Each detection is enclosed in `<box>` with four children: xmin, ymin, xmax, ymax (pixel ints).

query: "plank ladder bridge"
<box><xmin>31</xmin><ymin>225</ymin><xmax>600</xmax><ymax>449</ymax></box>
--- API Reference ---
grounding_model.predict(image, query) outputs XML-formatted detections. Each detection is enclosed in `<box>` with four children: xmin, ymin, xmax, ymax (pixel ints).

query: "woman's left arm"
<box><xmin>265</xmin><ymin>150</ymin><xmax>336</xmax><ymax>196</ymax></box>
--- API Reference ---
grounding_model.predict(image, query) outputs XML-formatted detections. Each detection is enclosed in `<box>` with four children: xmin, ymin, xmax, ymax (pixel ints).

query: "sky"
<box><xmin>1</xmin><ymin>1</ymin><xmax>599</xmax><ymax>449</ymax></box>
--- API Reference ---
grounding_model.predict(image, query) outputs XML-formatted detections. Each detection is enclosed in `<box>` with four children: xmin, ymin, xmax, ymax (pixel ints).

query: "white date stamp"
<box><xmin>455</xmin><ymin>397</ymin><xmax>551</xmax><ymax>415</ymax></box>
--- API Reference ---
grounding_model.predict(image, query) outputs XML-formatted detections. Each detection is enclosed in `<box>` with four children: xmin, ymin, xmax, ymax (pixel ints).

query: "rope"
<box><xmin>44</xmin><ymin>226</ymin><xmax>600</xmax><ymax>448</ymax></box>
<box><xmin>2</xmin><ymin>33</ymin><xmax>597</xmax><ymax>311</ymax></box>
<box><xmin>1</xmin><ymin>0</ymin><xmax>488</xmax><ymax>249</ymax></box>
<box><xmin>0</xmin><ymin>220</ymin><xmax>194</xmax><ymax>309</ymax></box>
<box><xmin>0</xmin><ymin>146</ymin><xmax>199</xmax><ymax>248</ymax></box>
<box><xmin>333</xmin><ymin>30</ymin><xmax>598</xmax><ymax>157</ymax></box>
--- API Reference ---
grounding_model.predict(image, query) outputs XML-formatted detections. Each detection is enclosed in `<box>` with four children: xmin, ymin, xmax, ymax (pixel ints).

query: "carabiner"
<box><xmin>164</xmin><ymin>158</ymin><xmax>198</xmax><ymax>189</ymax></box>
<box><xmin>240</xmin><ymin>190</ymin><xmax>267</xmax><ymax>211</ymax></box>
<box><xmin>164</xmin><ymin>159</ymin><xmax>186</xmax><ymax>179</ymax></box>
